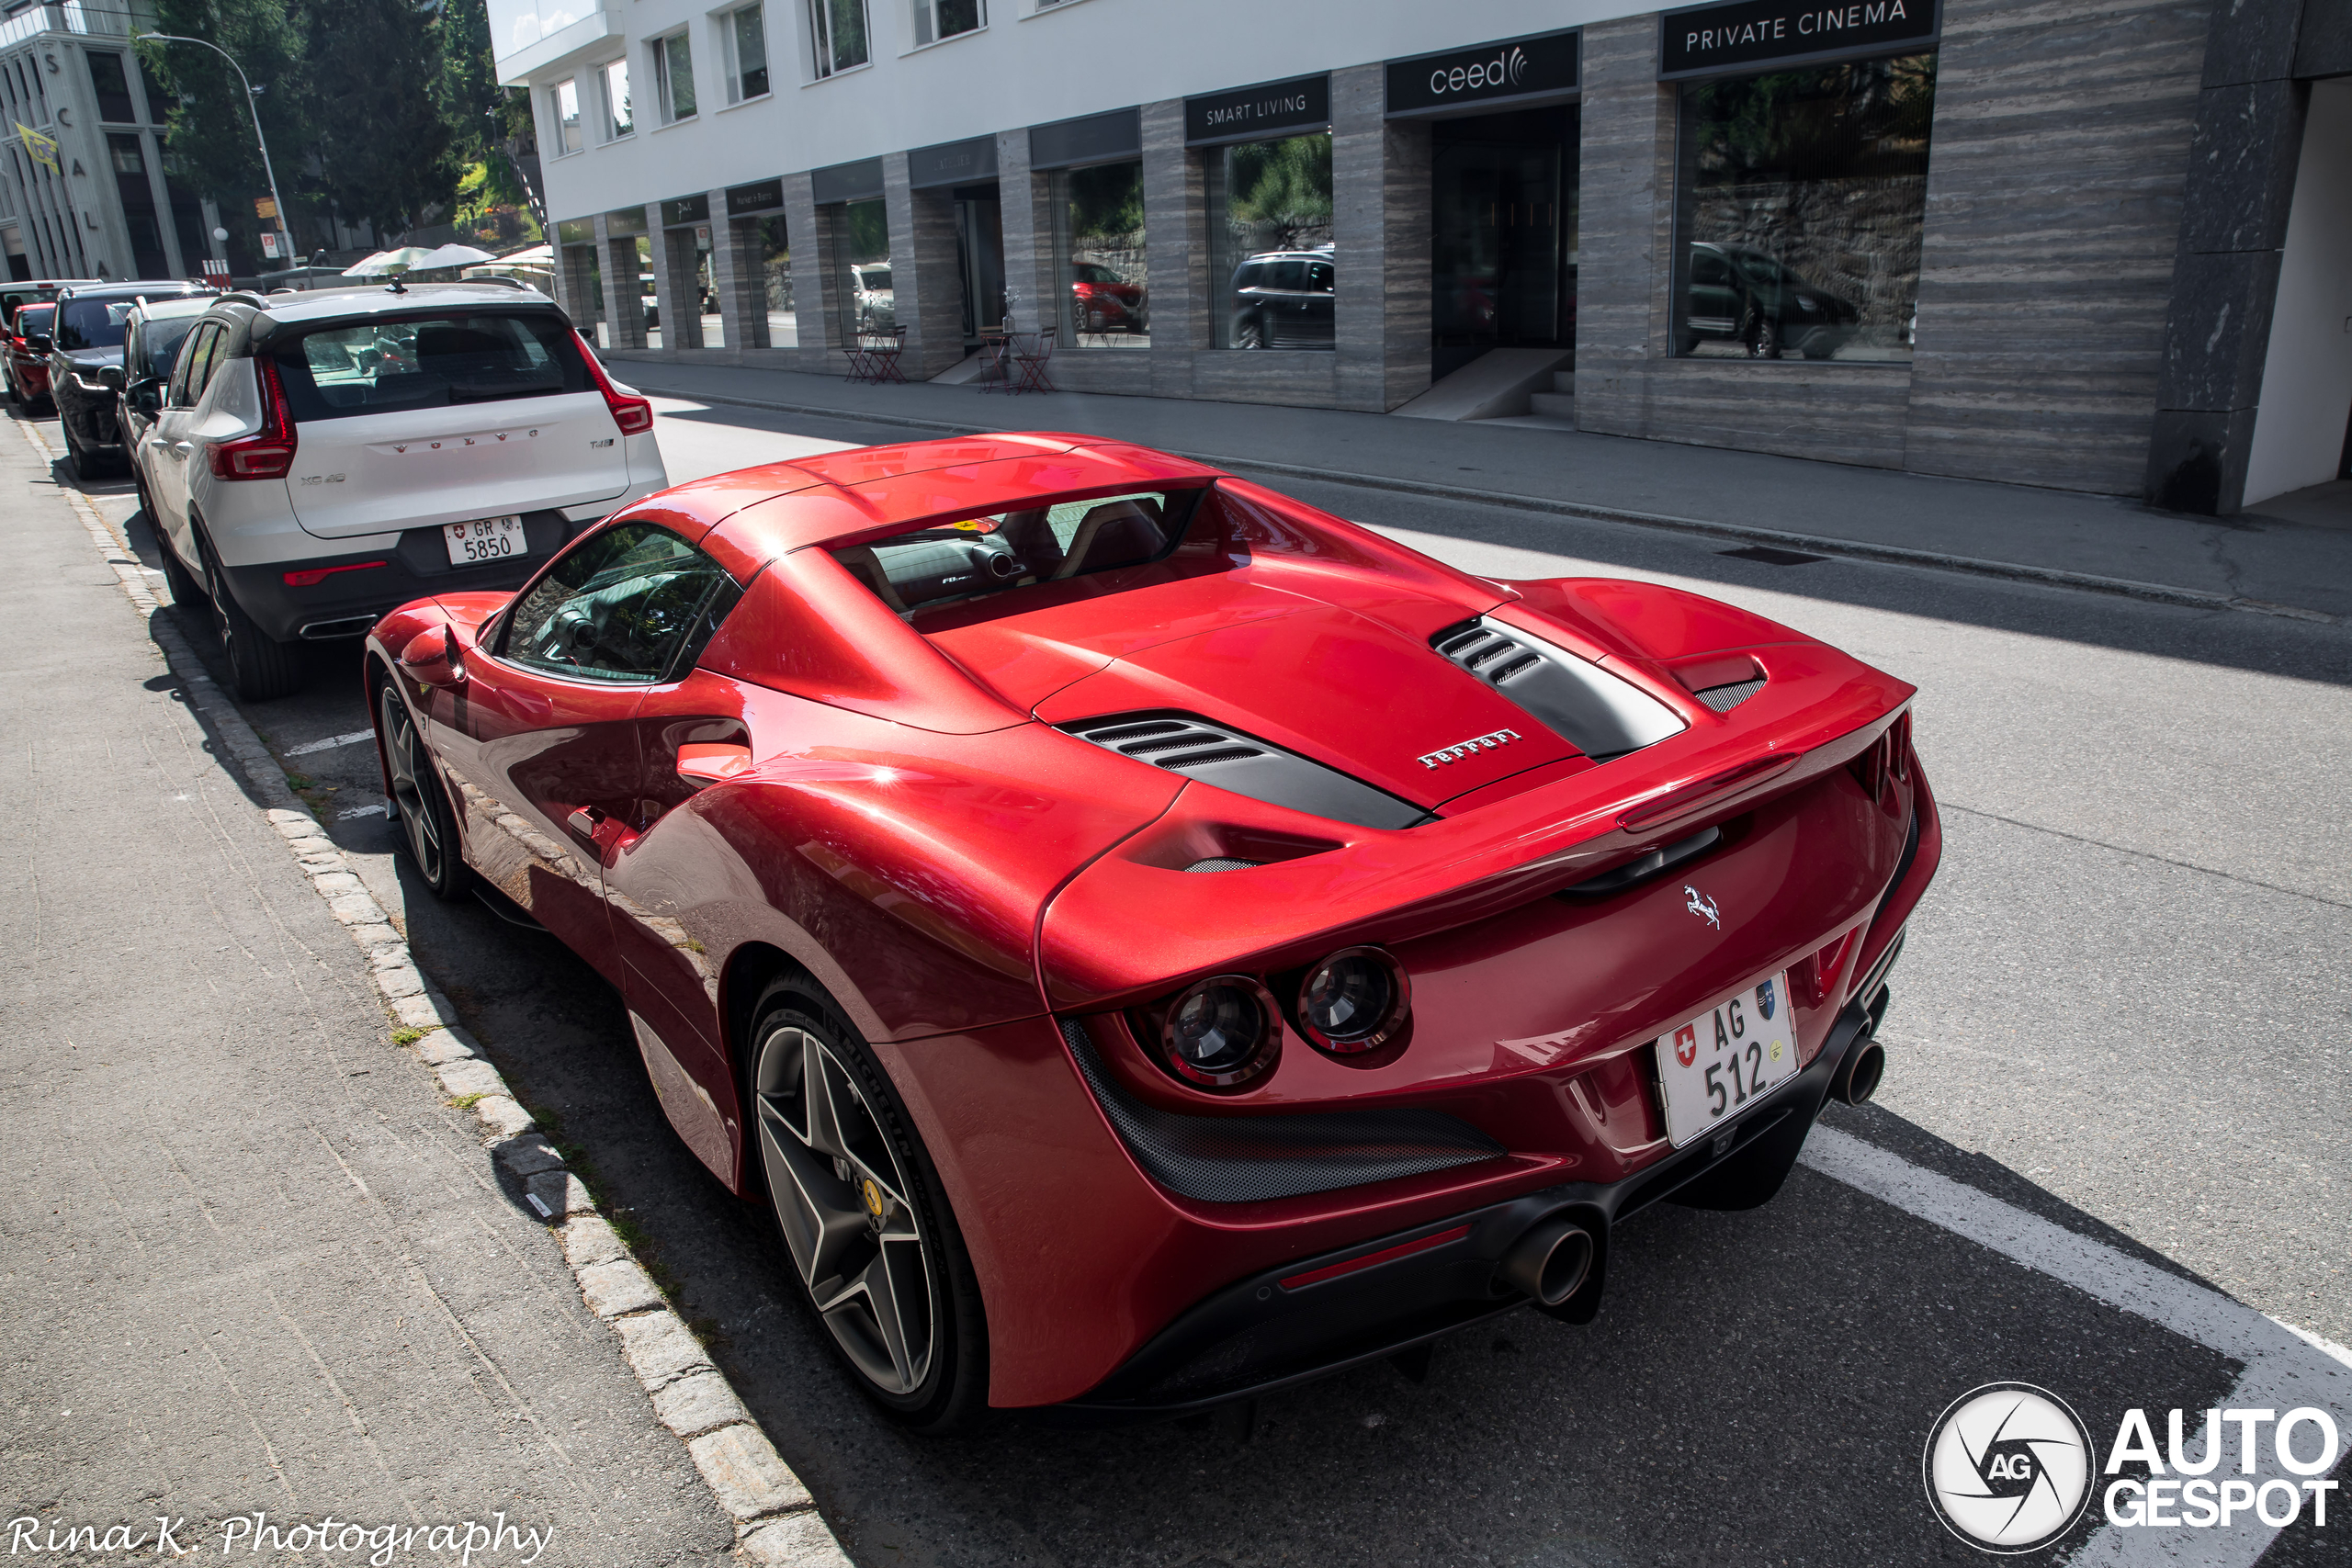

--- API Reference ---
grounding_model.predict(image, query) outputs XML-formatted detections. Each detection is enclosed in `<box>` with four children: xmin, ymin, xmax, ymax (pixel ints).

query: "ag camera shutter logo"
<box><xmin>1924</xmin><ymin>1382</ymin><xmax>2097</xmax><ymax>1553</ymax></box>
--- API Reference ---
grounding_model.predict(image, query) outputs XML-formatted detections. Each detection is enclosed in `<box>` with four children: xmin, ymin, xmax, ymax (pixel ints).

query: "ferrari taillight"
<box><xmin>1849</xmin><ymin>714</ymin><xmax>1912</xmax><ymax>803</ymax></box>
<box><xmin>1148</xmin><ymin>975</ymin><xmax>1281</xmax><ymax>1089</ymax></box>
<box><xmin>206</xmin><ymin>354</ymin><xmax>298</xmax><ymax>480</ymax></box>
<box><xmin>575</xmin><ymin>330</ymin><xmax>654</xmax><ymax>435</ymax></box>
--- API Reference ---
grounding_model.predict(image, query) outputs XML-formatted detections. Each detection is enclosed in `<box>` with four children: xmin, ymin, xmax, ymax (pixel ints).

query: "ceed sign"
<box><xmin>1386</xmin><ymin>29</ymin><xmax>1579</xmax><ymax>118</ymax></box>
<box><xmin>1658</xmin><ymin>0</ymin><xmax>1939</xmax><ymax>77</ymax></box>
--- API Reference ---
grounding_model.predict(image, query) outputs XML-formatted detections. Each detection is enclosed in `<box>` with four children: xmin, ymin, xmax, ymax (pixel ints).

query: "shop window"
<box><xmin>809</xmin><ymin>0</ymin><xmax>870</xmax><ymax>77</ymax></box>
<box><xmin>653</xmin><ymin>32</ymin><xmax>696</xmax><ymax>123</ymax></box>
<box><xmin>724</xmin><ymin>5</ymin><xmax>770</xmax><ymax>101</ymax></box>
<box><xmin>553</xmin><ymin>79</ymin><xmax>582</xmax><ymax>154</ymax></box>
<box><xmin>602</xmin><ymin>57</ymin><xmax>633</xmax><ymax>140</ymax></box>
<box><xmin>1205</xmin><ymin>132</ymin><xmax>1333</xmax><ymax>350</ymax></box>
<box><xmin>912</xmin><ymin>0</ymin><xmax>982</xmax><ymax>46</ymax></box>
<box><xmin>1050</xmin><ymin>159</ymin><xmax>1146</xmax><ymax>349</ymax></box>
<box><xmin>107</xmin><ymin>132</ymin><xmax>144</xmax><ymax>176</ymax></box>
<box><xmin>758</xmin><ymin>215</ymin><xmax>795</xmax><ymax>343</ymax></box>
<box><xmin>1672</xmin><ymin>54</ymin><xmax>1935</xmax><ymax>363</ymax></box>
<box><xmin>829</xmin><ymin>198</ymin><xmax>888</xmax><ymax>343</ymax></box>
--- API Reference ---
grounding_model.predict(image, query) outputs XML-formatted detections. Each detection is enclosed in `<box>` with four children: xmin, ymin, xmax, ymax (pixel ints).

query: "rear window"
<box><xmin>14</xmin><ymin>304</ymin><xmax>53</xmax><ymax>336</ymax></box>
<box><xmin>831</xmin><ymin>489</ymin><xmax>1201</xmax><ymax>617</ymax></box>
<box><xmin>268</xmin><ymin>311</ymin><xmax>589</xmax><ymax>422</ymax></box>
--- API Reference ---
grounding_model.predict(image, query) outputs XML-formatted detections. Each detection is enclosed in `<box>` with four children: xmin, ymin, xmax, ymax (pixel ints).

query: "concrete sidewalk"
<box><xmin>607</xmin><ymin>354</ymin><xmax>2352</xmax><ymax>623</ymax></box>
<box><xmin>0</xmin><ymin>430</ymin><xmax>737</xmax><ymax>1561</ymax></box>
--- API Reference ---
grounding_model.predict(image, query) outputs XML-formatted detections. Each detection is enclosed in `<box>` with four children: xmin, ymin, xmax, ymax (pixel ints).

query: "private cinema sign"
<box><xmin>1658</xmin><ymin>0</ymin><xmax>1939</xmax><ymax>76</ymax></box>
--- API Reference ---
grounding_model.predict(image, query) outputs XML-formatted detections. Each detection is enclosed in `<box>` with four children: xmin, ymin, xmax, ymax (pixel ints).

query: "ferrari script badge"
<box><xmin>1418</xmin><ymin>728</ymin><xmax>1521</xmax><ymax>769</ymax></box>
<box><xmin>1684</xmin><ymin>885</ymin><xmax>1721</xmax><ymax>929</ymax></box>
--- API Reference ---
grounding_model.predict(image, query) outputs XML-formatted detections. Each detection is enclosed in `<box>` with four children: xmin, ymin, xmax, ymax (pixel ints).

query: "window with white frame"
<box><xmin>912</xmin><ymin>0</ymin><xmax>981</xmax><ymax>46</ymax></box>
<box><xmin>602</xmin><ymin>56</ymin><xmax>633</xmax><ymax>139</ymax></box>
<box><xmin>721</xmin><ymin>4</ymin><xmax>770</xmax><ymax>102</ymax></box>
<box><xmin>809</xmin><ymin>0</ymin><xmax>868</xmax><ymax>77</ymax></box>
<box><xmin>553</xmin><ymin>77</ymin><xmax>582</xmax><ymax>154</ymax></box>
<box><xmin>652</xmin><ymin>31</ymin><xmax>696</xmax><ymax>122</ymax></box>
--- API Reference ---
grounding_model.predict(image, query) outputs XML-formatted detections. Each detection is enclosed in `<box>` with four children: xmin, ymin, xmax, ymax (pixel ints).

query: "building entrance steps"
<box><xmin>1391</xmin><ymin>347</ymin><xmax>1575</xmax><ymax>423</ymax></box>
<box><xmin>601</xmin><ymin>353</ymin><xmax>2352</xmax><ymax>624</ymax></box>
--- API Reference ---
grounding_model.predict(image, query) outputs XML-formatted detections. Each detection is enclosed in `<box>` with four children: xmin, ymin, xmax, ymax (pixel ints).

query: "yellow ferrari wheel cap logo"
<box><xmin>861</xmin><ymin>1177</ymin><xmax>885</xmax><ymax>1218</ymax></box>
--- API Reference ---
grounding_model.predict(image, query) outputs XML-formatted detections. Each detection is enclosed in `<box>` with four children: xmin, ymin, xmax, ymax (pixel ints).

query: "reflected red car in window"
<box><xmin>366</xmin><ymin>434</ymin><xmax>1939</xmax><ymax>1432</ymax></box>
<box><xmin>5</xmin><ymin>301</ymin><xmax>58</xmax><ymax>408</ymax></box>
<box><xmin>1070</xmin><ymin>263</ymin><xmax>1145</xmax><ymax>333</ymax></box>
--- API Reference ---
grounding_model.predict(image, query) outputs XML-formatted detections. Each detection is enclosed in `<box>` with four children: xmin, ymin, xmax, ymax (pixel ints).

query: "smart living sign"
<box><xmin>1658</xmin><ymin>0</ymin><xmax>1939</xmax><ymax>77</ymax></box>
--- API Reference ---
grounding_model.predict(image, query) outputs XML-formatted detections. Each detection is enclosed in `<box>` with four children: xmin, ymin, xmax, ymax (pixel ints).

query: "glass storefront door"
<box><xmin>829</xmin><ymin>197</ymin><xmax>891</xmax><ymax>345</ymax></box>
<box><xmin>952</xmin><ymin>185</ymin><xmax>1005</xmax><ymax>345</ymax></box>
<box><xmin>1431</xmin><ymin>106</ymin><xmax>1579</xmax><ymax>381</ymax></box>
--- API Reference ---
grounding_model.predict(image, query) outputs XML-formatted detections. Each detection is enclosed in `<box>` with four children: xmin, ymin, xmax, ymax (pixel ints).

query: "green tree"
<box><xmin>303</xmin><ymin>0</ymin><xmax>457</xmax><ymax>234</ymax></box>
<box><xmin>139</xmin><ymin>0</ymin><xmax>311</xmax><ymax>209</ymax></box>
<box><xmin>435</xmin><ymin>0</ymin><xmax>542</xmax><ymax>228</ymax></box>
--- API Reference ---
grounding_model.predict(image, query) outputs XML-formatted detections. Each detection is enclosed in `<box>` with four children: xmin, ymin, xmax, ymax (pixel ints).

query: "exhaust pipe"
<box><xmin>1498</xmin><ymin>1215</ymin><xmax>1595</xmax><ymax>1307</ymax></box>
<box><xmin>1832</xmin><ymin>1037</ymin><xmax>1885</xmax><ymax>1107</ymax></box>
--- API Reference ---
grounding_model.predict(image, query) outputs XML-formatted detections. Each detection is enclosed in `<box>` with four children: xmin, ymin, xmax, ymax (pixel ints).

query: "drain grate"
<box><xmin>1718</xmin><ymin>545</ymin><xmax>1829</xmax><ymax>567</ymax></box>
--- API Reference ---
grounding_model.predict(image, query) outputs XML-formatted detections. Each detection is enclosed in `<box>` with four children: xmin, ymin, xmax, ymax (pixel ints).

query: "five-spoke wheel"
<box><xmin>378</xmin><ymin>679</ymin><xmax>466</xmax><ymax>899</ymax></box>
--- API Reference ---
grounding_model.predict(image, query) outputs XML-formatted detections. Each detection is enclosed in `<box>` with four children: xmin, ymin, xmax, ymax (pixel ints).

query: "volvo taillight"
<box><xmin>575</xmin><ymin>331</ymin><xmax>653</xmax><ymax>435</ymax></box>
<box><xmin>205</xmin><ymin>354</ymin><xmax>299</xmax><ymax>480</ymax></box>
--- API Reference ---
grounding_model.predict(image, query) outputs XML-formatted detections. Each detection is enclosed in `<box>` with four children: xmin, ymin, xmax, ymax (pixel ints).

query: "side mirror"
<box><xmin>25</xmin><ymin>333</ymin><xmax>50</xmax><ymax>353</ymax></box>
<box><xmin>399</xmin><ymin>624</ymin><xmax>466</xmax><ymax>689</ymax></box>
<box><xmin>128</xmin><ymin>378</ymin><xmax>164</xmax><ymax>413</ymax></box>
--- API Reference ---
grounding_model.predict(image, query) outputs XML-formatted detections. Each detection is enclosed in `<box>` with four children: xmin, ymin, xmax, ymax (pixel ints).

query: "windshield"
<box><xmin>139</xmin><ymin>317</ymin><xmax>201</xmax><ymax>382</ymax></box>
<box><xmin>56</xmin><ymin>297</ymin><xmax>137</xmax><ymax>350</ymax></box>
<box><xmin>831</xmin><ymin>489</ymin><xmax>1201</xmax><ymax>618</ymax></box>
<box><xmin>269</xmin><ymin>310</ymin><xmax>589</xmax><ymax>422</ymax></box>
<box><xmin>1732</xmin><ymin>252</ymin><xmax>1792</xmax><ymax>288</ymax></box>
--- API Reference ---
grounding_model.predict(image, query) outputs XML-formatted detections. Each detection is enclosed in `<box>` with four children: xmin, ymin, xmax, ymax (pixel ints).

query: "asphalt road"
<box><xmin>40</xmin><ymin>393</ymin><xmax>2349</xmax><ymax>1567</ymax></box>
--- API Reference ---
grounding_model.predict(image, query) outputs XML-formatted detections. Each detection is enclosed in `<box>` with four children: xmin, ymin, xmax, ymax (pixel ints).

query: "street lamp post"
<box><xmin>132</xmin><ymin>31</ymin><xmax>296</xmax><ymax>278</ymax></box>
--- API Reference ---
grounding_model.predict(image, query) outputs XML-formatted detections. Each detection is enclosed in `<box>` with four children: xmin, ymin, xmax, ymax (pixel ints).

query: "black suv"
<box><xmin>1678</xmin><ymin>243</ymin><xmax>1859</xmax><ymax>360</ymax></box>
<box><xmin>1227</xmin><ymin>249</ymin><xmax>1335</xmax><ymax>349</ymax></box>
<box><xmin>49</xmin><ymin>280</ymin><xmax>213</xmax><ymax>475</ymax></box>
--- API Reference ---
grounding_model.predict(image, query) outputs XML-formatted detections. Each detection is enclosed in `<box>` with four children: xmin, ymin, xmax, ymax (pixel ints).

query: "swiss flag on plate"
<box><xmin>1673</xmin><ymin>1025</ymin><xmax>1700</xmax><ymax>1068</ymax></box>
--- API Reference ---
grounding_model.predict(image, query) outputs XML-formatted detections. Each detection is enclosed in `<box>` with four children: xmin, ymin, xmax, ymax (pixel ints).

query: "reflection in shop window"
<box><xmin>830</xmin><ymin>198</ymin><xmax>889</xmax><ymax>344</ymax></box>
<box><xmin>758</xmin><ymin>215</ymin><xmax>796</xmax><ymax>345</ymax></box>
<box><xmin>1051</xmin><ymin>159</ymin><xmax>1147</xmax><ymax>349</ymax></box>
<box><xmin>1205</xmin><ymin>132</ymin><xmax>1333</xmax><ymax>350</ymax></box>
<box><xmin>725</xmin><ymin>5</ymin><xmax>770</xmax><ymax>100</ymax></box>
<box><xmin>1672</xmin><ymin>54</ymin><xmax>1934</xmax><ymax>364</ymax></box>
<box><xmin>602</xmin><ymin>57</ymin><xmax>633</xmax><ymax>139</ymax></box>
<box><xmin>810</xmin><ymin>0</ymin><xmax>870</xmax><ymax>76</ymax></box>
<box><xmin>912</xmin><ymin>0</ymin><xmax>982</xmax><ymax>47</ymax></box>
<box><xmin>554</xmin><ymin>79</ymin><xmax>582</xmax><ymax>154</ymax></box>
<box><xmin>654</xmin><ymin>32</ymin><xmax>696</xmax><ymax>122</ymax></box>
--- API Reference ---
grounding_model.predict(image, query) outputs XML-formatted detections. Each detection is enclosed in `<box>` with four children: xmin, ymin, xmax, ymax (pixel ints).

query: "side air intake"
<box><xmin>1063</xmin><ymin>714</ymin><xmax>1426</xmax><ymax>831</ymax></box>
<box><xmin>1432</xmin><ymin>618</ymin><xmax>1685</xmax><ymax>761</ymax></box>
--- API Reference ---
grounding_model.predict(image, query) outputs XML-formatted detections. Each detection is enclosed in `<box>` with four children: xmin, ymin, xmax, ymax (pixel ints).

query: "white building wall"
<box><xmin>509</xmin><ymin>0</ymin><xmax>1646</xmax><ymax>222</ymax></box>
<box><xmin>2244</xmin><ymin>78</ymin><xmax>2352</xmax><ymax>509</ymax></box>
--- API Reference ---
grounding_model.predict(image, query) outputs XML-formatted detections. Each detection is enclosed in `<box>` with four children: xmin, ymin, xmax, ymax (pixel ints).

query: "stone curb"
<box><xmin>19</xmin><ymin>416</ymin><xmax>852</xmax><ymax>1568</ymax></box>
<box><xmin>626</xmin><ymin>378</ymin><xmax>2345</xmax><ymax>628</ymax></box>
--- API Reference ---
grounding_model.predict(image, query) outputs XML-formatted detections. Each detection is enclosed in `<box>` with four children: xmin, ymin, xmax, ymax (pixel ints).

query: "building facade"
<box><xmin>497</xmin><ymin>0</ymin><xmax>2352</xmax><ymax>513</ymax></box>
<box><xmin>0</xmin><ymin>2</ymin><xmax>219</xmax><ymax>288</ymax></box>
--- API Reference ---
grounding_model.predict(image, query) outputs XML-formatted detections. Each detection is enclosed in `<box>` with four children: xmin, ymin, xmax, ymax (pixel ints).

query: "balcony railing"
<box><xmin>0</xmin><ymin>1</ymin><xmax>137</xmax><ymax>49</ymax></box>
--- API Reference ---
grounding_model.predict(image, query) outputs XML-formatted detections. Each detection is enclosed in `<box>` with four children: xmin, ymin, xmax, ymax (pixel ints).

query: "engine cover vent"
<box><xmin>1694</xmin><ymin>678</ymin><xmax>1767</xmax><ymax>713</ymax></box>
<box><xmin>1432</xmin><ymin>619</ymin><xmax>1685</xmax><ymax>761</ymax></box>
<box><xmin>1064</xmin><ymin>714</ymin><xmax>1426</xmax><ymax>830</ymax></box>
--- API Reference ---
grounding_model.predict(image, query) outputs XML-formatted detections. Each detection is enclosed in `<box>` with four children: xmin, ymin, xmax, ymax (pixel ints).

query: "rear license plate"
<box><xmin>1655</xmin><ymin>971</ymin><xmax>1798</xmax><ymax>1147</ymax></box>
<box><xmin>446</xmin><ymin>514</ymin><xmax>525</xmax><ymax>567</ymax></box>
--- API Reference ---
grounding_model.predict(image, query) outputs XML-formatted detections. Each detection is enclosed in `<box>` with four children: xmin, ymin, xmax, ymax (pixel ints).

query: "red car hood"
<box><xmin>1031</xmin><ymin>599</ymin><xmax>1583</xmax><ymax>809</ymax></box>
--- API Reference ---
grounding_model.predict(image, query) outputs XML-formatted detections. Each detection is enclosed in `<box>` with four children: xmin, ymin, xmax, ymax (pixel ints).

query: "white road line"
<box><xmin>1803</xmin><ymin>1126</ymin><xmax>2352</xmax><ymax>1565</ymax></box>
<box><xmin>337</xmin><ymin>803</ymin><xmax>389</xmax><ymax>820</ymax></box>
<box><xmin>286</xmin><ymin>728</ymin><xmax>375</xmax><ymax>757</ymax></box>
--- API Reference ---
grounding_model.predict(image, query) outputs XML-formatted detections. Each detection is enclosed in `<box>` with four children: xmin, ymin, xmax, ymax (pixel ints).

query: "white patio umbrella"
<box><xmin>410</xmin><ymin>243</ymin><xmax>498</xmax><ymax>271</ymax></box>
<box><xmin>342</xmin><ymin>246</ymin><xmax>437</xmax><ymax>276</ymax></box>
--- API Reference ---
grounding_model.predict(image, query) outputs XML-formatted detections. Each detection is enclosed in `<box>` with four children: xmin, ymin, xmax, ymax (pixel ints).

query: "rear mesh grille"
<box><xmin>1062</xmin><ymin>713</ymin><xmax>1426</xmax><ymax>831</ymax></box>
<box><xmin>1694</xmin><ymin>678</ymin><xmax>1766</xmax><ymax>713</ymax></box>
<box><xmin>1057</xmin><ymin>1019</ymin><xmax>1502</xmax><ymax>1203</ymax></box>
<box><xmin>1184</xmin><ymin>857</ymin><xmax>1262</xmax><ymax>874</ymax></box>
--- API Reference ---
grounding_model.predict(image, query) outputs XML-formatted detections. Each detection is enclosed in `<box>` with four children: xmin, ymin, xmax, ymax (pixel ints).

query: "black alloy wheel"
<box><xmin>750</xmin><ymin>977</ymin><xmax>989</xmax><ymax>1433</ymax></box>
<box><xmin>1234</xmin><ymin>314</ymin><xmax>1266</xmax><ymax>349</ymax></box>
<box><xmin>377</xmin><ymin>678</ymin><xmax>468</xmax><ymax>899</ymax></box>
<box><xmin>153</xmin><ymin>513</ymin><xmax>204</xmax><ymax>609</ymax></box>
<box><xmin>195</xmin><ymin>528</ymin><xmax>301</xmax><ymax>701</ymax></box>
<box><xmin>1744</xmin><ymin>310</ymin><xmax>1782</xmax><ymax>360</ymax></box>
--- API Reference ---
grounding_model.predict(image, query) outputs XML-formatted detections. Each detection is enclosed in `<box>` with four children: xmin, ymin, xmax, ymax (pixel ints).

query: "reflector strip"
<box><xmin>1280</xmin><ymin>1223</ymin><xmax>1472</xmax><ymax>1292</ymax></box>
<box><xmin>282</xmin><ymin>560</ymin><xmax>387</xmax><ymax>587</ymax></box>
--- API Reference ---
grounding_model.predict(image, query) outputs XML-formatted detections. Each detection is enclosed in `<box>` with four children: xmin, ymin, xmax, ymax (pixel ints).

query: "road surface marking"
<box><xmin>287</xmin><ymin>729</ymin><xmax>375</xmax><ymax>757</ymax></box>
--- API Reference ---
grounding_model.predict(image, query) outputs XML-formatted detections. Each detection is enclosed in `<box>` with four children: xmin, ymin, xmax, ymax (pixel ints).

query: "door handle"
<box><xmin>172</xmin><ymin>440</ymin><xmax>193</xmax><ymax>453</ymax></box>
<box><xmin>566</xmin><ymin>805</ymin><xmax>606</xmax><ymax>841</ymax></box>
<box><xmin>565</xmin><ymin>804</ymin><xmax>639</xmax><ymax>858</ymax></box>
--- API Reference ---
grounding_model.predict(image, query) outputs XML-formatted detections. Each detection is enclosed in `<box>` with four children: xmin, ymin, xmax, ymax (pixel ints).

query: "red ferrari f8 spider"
<box><xmin>367</xmin><ymin>434</ymin><xmax>1939</xmax><ymax>1431</ymax></box>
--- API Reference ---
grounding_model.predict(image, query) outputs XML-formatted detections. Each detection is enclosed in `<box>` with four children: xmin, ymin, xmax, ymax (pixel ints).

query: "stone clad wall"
<box><xmin>1905</xmin><ymin>0</ymin><xmax>2211</xmax><ymax>493</ymax></box>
